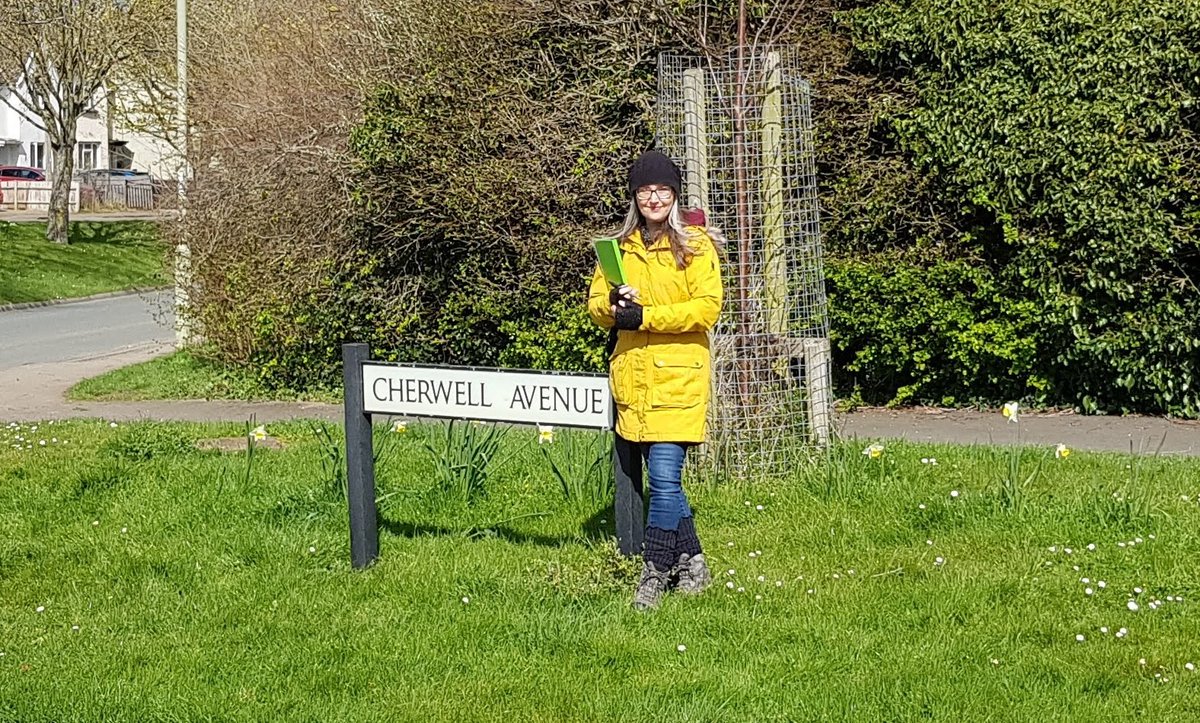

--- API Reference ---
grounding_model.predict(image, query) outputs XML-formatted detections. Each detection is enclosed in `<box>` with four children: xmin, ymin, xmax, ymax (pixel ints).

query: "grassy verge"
<box><xmin>2</xmin><ymin>421</ymin><xmax>1199</xmax><ymax>720</ymax></box>
<box><xmin>0</xmin><ymin>221</ymin><xmax>167</xmax><ymax>304</ymax></box>
<box><xmin>67</xmin><ymin>349</ymin><xmax>341</xmax><ymax>404</ymax></box>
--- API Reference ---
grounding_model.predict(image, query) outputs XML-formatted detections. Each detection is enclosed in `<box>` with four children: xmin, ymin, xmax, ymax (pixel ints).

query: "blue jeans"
<box><xmin>642</xmin><ymin>442</ymin><xmax>692</xmax><ymax>531</ymax></box>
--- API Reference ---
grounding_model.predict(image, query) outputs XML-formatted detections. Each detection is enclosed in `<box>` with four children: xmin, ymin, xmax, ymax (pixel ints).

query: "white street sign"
<box><xmin>361</xmin><ymin>363</ymin><xmax>611</xmax><ymax>429</ymax></box>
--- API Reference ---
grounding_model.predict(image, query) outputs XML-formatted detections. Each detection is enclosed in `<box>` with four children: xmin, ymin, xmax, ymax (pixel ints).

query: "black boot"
<box><xmin>634</xmin><ymin>526</ymin><xmax>676</xmax><ymax>610</ymax></box>
<box><xmin>671</xmin><ymin>517</ymin><xmax>710</xmax><ymax>595</ymax></box>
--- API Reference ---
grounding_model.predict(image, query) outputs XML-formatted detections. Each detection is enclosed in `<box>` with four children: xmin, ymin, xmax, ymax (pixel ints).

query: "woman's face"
<box><xmin>636</xmin><ymin>185</ymin><xmax>675</xmax><ymax>225</ymax></box>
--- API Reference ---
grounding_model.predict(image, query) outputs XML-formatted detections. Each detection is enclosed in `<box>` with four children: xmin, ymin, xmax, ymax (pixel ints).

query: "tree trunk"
<box><xmin>46</xmin><ymin>138</ymin><xmax>75</xmax><ymax>244</ymax></box>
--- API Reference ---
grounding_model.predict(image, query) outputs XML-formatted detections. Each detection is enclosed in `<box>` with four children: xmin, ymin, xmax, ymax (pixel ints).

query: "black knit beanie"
<box><xmin>628</xmin><ymin>150</ymin><xmax>682</xmax><ymax>198</ymax></box>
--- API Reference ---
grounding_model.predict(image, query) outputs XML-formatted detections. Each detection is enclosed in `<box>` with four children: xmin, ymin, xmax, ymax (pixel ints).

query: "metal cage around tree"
<box><xmin>656</xmin><ymin>49</ymin><xmax>831</xmax><ymax>479</ymax></box>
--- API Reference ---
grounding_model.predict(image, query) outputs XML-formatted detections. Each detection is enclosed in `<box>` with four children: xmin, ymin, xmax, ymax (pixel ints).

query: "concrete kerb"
<box><xmin>0</xmin><ymin>287</ymin><xmax>170</xmax><ymax>313</ymax></box>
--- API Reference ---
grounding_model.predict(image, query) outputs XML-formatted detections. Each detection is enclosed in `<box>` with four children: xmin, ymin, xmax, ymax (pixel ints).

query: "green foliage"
<box><xmin>185</xmin><ymin>0</ymin><xmax>1200</xmax><ymax>415</ymax></box>
<box><xmin>826</xmin><ymin>254</ymin><xmax>1042</xmax><ymax>407</ymax></box>
<box><xmin>540</xmin><ymin>428</ymin><xmax>613</xmax><ymax>507</ymax></box>
<box><xmin>423</xmin><ymin>420</ymin><xmax>505</xmax><ymax>505</ymax></box>
<box><xmin>102</xmin><ymin>422</ymin><xmax>194</xmax><ymax>462</ymax></box>
<box><xmin>343</xmin><ymin>2</ymin><xmax>656</xmax><ymax>374</ymax></box>
<box><xmin>500</xmin><ymin>296</ymin><xmax>608</xmax><ymax>373</ymax></box>
<box><xmin>841</xmin><ymin>0</ymin><xmax>1200</xmax><ymax>414</ymax></box>
<box><xmin>994</xmin><ymin>422</ymin><xmax>1048</xmax><ymax>516</ymax></box>
<box><xmin>306</xmin><ymin>420</ymin><xmax>347</xmax><ymax>499</ymax></box>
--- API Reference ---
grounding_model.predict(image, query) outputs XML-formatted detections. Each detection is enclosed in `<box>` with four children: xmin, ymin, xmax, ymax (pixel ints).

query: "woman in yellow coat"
<box><xmin>587</xmin><ymin>150</ymin><xmax>724</xmax><ymax>610</ymax></box>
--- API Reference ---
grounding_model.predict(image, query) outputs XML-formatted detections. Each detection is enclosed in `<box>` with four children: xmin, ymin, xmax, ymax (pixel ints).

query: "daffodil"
<box><xmin>1002</xmin><ymin>401</ymin><xmax>1020</xmax><ymax>423</ymax></box>
<box><xmin>863</xmin><ymin>443</ymin><xmax>885</xmax><ymax>459</ymax></box>
<box><xmin>1055</xmin><ymin>443</ymin><xmax>1070</xmax><ymax>459</ymax></box>
<box><xmin>537</xmin><ymin>424</ymin><xmax>555</xmax><ymax>445</ymax></box>
<box><xmin>391</xmin><ymin>420</ymin><xmax>408</xmax><ymax>434</ymax></box>
<box><xmin>249</xmin><ymin>425</ymin><xmax>268</xmax><ymax>441</ymax></box>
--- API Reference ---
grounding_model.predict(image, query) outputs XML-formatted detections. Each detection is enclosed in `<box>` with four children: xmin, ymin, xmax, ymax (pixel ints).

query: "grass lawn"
<box><xmin>67</xmin><ymin>349</ymin><xmax>342</xmax><ymax>404</ymax></box>
<box><xmin>3</xmin><ymin>420</ymin><xmax>1200</xmax><ymax>721</ymax></box>
<box><xmin>0</xmin><ymin>221</ymin><xmax>167</xmax><ymax>304</ymax></box>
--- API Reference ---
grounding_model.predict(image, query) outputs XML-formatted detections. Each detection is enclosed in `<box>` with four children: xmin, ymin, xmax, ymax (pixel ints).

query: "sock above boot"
<box><xmin>677</xmin><ymin>517</ymin><xmax>703</xmax><ymax>557</ymax></box>
<box><xmin>643</xmin><ymin>526</ymin><xmax>678</xmax><ymax>571</ymax></box>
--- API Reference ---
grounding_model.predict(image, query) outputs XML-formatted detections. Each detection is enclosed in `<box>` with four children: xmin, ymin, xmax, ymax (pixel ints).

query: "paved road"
<box><xmin>0</xmin><ymin>290</ymin><xmax>175</xmax><ymax>369</ymax></box>
<box><xmin>0</xmin><ymin>290</ymin><xmax>178</xmax><ymax>421</ymax></box>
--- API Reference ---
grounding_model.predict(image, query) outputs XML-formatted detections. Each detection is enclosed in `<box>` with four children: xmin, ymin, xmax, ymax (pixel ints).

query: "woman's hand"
<box><xmin>609</xmin><ymin>285</ymin><xmax>640</xmax><ymax>313</ymax></box>
<box><xmin>613</xmin><ymin>303</ymin><xmax>644</xmax><ymax>331</ymax></box>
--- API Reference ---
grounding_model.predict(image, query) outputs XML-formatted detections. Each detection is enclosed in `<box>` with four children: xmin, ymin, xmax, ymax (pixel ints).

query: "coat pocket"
<box><xmin>609</xmin><ymin>353</ymin><xmax>634</xmax><ymax>406</ymax></box>
<box><xmin>650</xmin><ymin>355</ymin><xmax>706</xmax><ymax>409</ymax></box>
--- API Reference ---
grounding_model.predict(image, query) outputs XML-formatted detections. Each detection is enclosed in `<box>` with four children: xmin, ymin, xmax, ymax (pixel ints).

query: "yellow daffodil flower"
<box><xmin>863</xmin><ymin>443</ymin><xmax>885</xmax><ymax>459</ymax></box>
<box><xmin>1002</xmin><ymin>401</ymin><xmax>1020</xmax><ymax>423</ymax></box>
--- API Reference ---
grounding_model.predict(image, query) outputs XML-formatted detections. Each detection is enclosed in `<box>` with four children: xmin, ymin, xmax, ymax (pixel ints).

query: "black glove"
<box><xmin>614</xmin><ymin>303</ymin><xmax>643</xmax><ymax>331</ymax></box>
<box><xmin>609</xmin><ymin>286</ymin><xmax>635</xmax><ymax>306</ymax></box>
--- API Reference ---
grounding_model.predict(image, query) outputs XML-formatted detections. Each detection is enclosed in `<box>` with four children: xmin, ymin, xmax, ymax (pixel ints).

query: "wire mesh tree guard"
<box><xmin>656</xmin><ymin>48</ymin><xmax>832</xmax><ymax>479</ymax></box>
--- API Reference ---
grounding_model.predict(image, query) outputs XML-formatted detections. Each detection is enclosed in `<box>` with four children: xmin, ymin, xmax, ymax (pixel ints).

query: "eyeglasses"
<box><xmin>635</xmin><ymin>186</ymin><xmax>675</xmax><ymax>201</ymax></box>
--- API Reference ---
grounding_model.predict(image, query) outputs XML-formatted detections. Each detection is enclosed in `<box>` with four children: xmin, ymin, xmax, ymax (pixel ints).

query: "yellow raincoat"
<box><xmin>587</xmin><ymin>226</ymin><xmax>723</xmax><ymax>443</ymax></box>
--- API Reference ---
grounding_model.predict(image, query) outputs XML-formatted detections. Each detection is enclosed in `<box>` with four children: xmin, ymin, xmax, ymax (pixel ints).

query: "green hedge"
<box><xmin>340</xmin><ymin>4</ymin><xmax>654</xmax><ymax>376</ymax></box>
<box><xmin>835</xmin><ymin>0</ymin><xmax>1200</xmax><ymax>414</ymax></box>
<box><xmin>826</xmin><ymin>254</ymin><xmax>1044</xmax><ymax>407</ymax></box>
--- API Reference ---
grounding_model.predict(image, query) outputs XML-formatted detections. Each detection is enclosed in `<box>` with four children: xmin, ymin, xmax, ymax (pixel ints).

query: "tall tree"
<box><xmin>0</xmin><ymin>0</ymin><xmax>166</xmax><ymax>243</ymax></box>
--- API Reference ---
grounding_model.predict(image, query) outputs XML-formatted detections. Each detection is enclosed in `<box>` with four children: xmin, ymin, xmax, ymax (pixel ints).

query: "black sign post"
<box><xmin>343</xmin><ymin>343</ymin><xmax>380</xmax><ymax>569</ymax></box>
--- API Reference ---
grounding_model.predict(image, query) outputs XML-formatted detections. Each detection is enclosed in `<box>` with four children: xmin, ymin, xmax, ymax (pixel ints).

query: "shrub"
<box><xmin>827</xmin><ymin>254</ymin><xmax>1043</xmax><ymax>407</ymax></box>
<box><xmin>182</xmin><ymin>0</ymin><xmax>1200</xmax><ymax>416</ymax></box>
<box><xmin>499</xmin><ymin>296</ymin><xmax>608</xmax><ymax>373</ymax></box>
<box><xmin>842</xmin><ymin>0</ymin><xmax>1200</xmax><ymax>414</ymax></box>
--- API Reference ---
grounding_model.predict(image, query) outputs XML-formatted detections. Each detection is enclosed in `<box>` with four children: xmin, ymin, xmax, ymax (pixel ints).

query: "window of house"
<box><xmin>29</xmin><ymin>142</ymin><xmax>45</xmax><ymax>169</ymax></box>
<box><xmin>78</xmin><ymin>142</ymin><xmax>99</xmax><ymax>171</ymax></box>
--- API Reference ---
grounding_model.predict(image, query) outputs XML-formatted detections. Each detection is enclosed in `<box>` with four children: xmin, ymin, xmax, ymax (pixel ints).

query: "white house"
<box><xmin>0</xmin><ymin>78</ymin><xmax>178</xmax><ymax>179</ymax></box>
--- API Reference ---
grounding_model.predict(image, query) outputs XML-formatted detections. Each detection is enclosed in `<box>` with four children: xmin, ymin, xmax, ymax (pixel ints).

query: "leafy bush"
<box><xmin>841</xmin><ymin>0</ymin><xmax>1200</xmax><ymax>414</ymax></box>
<box><xmin>827</xmin><ymin>254</ymin><xmax>1043</xmax><ymax>407</ymax></box>
<box><xmin>500</xmin><ymin>297</ymin><xmax>608</xmax><ymax>373</ymax></box>
<box><xmin>346</xmin><ymin>2</ymin><xmax>658</xmax><ymax>370</ymax></box>
<box><xmin>183</xmin><ymin>0</ymin><xmax>1200</xmax><ymax>416</ymax></box>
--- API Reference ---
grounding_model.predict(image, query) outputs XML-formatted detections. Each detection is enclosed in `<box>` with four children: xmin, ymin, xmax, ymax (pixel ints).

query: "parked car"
<box><xmin>0</xmin><ymin>166</ymin><xmax>47</xmax><ymax>182</ymax></box>
<box><xmin>75</xmin><ymin>168</ymin><xmax>152</xmax><ymax>183</ymax></box>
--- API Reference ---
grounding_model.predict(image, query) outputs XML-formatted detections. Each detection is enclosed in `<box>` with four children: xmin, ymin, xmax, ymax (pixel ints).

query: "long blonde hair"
<box><xmin>617</xmin><ymin>197</ymin><xmax>727</xmax><ymax>270</ymax></box>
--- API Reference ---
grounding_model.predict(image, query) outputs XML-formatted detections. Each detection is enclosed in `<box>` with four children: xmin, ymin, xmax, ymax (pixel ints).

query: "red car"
<box><xmin>0</xmin><ymin>166</ymin><xmax>48</xmax><ymax>181</ymax></box>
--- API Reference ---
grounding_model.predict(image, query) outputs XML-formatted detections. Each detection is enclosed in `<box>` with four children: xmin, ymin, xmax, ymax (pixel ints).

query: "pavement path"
<box><xmin>0</xmin><ymin>209</ymin><xmax>175</xmax><ymax>223</ymax></box>
<box><xmin>3</xmin><ymin>290</ymin><xmax>1200</xmax><ymax>454</ymax></box>
<box><xmin>0</xmin><ymin>289</ymin><xmax>342</xmax><ymax>424</ymax></box>
<box><xmin>838</xmin><ymin>407</ymin><xmax>1200</xmax><ymax>457</ymax></box>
